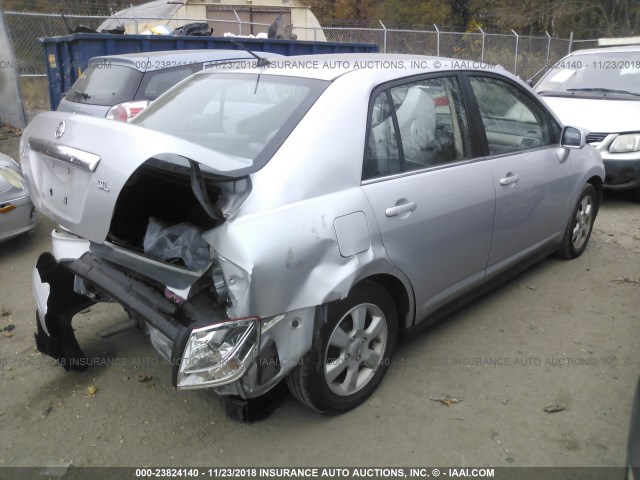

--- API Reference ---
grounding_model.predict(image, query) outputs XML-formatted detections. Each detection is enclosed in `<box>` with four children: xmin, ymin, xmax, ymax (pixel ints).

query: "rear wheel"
<box><xmin>286</xmin><ymin>281</ymin><xmax>398</xmax><ymax>414</ymax></box>
<box><xmin>557</xmin><ymin>184</ymin><xmax>598</xmax><ymax>259</ymax></box>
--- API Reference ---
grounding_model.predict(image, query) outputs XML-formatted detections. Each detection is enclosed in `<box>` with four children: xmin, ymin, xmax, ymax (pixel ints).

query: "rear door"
<box><xmin>465</xmin><ymin>74</ymin><xmax>574</xmax><ymax>273</ymax></box>
<box><xmin>362</xmin><ymin>74</ymin><xmax>496</xmax><ymax>321</ymax></box>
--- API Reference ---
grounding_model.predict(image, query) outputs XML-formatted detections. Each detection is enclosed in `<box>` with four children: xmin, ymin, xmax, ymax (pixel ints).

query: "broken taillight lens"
<box><xmin>106</xmin><ymin>100</ymin><xmax>149</xmax><ymax>122</ymax></box>
<box><xmin>176</xmin><ymin>317</ymin><xmax>260</xmax><ymax>389</ymax></box>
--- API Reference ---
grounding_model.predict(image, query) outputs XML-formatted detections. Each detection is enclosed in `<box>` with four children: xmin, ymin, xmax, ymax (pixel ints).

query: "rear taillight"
<box><xmin>106</xmin><ymin>100</ymin><xmax>149</xmax><ymax>122</ymax></box>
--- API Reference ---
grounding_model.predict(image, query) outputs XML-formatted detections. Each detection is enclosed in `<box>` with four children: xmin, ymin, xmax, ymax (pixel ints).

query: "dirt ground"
<box><xmin>0</xmin><ymin>131</ymin><xmax>639</xmax><ymax>469</ymax></box>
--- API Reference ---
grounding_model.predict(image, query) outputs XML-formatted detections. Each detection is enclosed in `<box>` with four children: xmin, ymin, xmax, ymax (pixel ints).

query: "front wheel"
<box><xmin>286</xmin><ymin>281</ymin><xmax>398</xmax><ymax>415</ymax></box>
<box><xmin>557</xmin><ymin>183</ymin><xmax>598</xmax><ymax>259</ymax></box>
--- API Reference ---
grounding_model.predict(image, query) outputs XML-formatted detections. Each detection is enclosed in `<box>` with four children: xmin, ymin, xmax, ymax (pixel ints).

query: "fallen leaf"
<box><xmin>2</xmin><ymin>332</ymin><xmax>14</xmax><ymax>338</ymax></box>
<box><xmin>1</xmin><ymin>309</ymin><xmax>10</xmax><ymax>317</ymax></box>
<box><xmin>3</xmin><ymin>324</ymin><xmax>15</xmax><ymax>331</ymax></box>
<box><xmin>430</xmin><ymin>395</ymin><xmax>464</xmax><ymax>406</ymax></box>
<box><xmin>611</xmin><ymin>278</ymin><xmax>640</xmax><ymax>285</ymax></box>
<box><xmin>87</xmin><ymin>385</ymin><xmax>98</xmax><ymax>396</ymax></box>
<box><xmin>137</xmin><ymin>375</ymin><xmax>153</xmax><ymax>383</ymax></box>
<box><xmin>543</xmin><ymin>403</ymin><xmax>566</xmax><ymax>413</ymax></box>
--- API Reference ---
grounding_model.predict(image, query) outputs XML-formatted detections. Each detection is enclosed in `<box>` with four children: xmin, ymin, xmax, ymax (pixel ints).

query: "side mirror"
<box><xmin>560</xmin><ymin>126</ymin><xmax>588</xmax><ymax>149</ymax></box>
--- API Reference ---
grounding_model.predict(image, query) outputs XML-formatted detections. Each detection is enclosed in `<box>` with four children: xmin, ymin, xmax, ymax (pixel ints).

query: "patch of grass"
<box><xmin>19</xmin><ymin>76</ymin><xmax>51</xmax><ymax>112</ymax></box>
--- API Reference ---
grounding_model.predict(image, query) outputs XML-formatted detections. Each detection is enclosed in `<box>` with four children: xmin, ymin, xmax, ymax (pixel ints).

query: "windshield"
<box><xmin>65</xmin><ymin>64</ymin><xmax>143</xmax><ymax>106</ymax></box>
<box><xmin>535</xmin><ymin>51</ymin><xmax>640</xmax><ymax>97</ymax></box>
<box><xmin>133</xmin><ymin>73</ymin><xmax>328</xmax><ymax>165</ymax></box>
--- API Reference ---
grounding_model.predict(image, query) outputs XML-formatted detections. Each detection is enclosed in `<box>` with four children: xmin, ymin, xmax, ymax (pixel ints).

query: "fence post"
<box><xmin>131</xmin><ymin>4</ymin><xmax>138</xmax><ymax>34</ymax></box>
<box><xmin>511</xmin><ymin>29</ymin><xmax>519</xmax><ymax>75</ymax></box>
<box><xmin>545</xmin><ymin>31</ymin><xmax>551</xmax><ymax>67</ymax></box>
<box><xmin>0</xmin><ymin>9</ymin><xmax>27</xmax><ymax>127</ymax></box>
<box><xmin>379</xmin><ymin>20</ymin><xmax>387</xmax><ymax>53</ymax></box>
<box><xmin>233</xmin><ymin>9</ymin><xmax>242</xmax><ymax>36</ymax></box>
<box><xmin>478</xmin><ymin>26</ymin><xmax>485</xmax><ymax>62</ymax></box>
<box><xmin>568</xmin><ymin>31</ymin><xmax>573</xmax><ymax>53</ymax></box>
<box><xmin>433</xmin><ymin>24</ymin><xmax>440</xmax><ymax>56</ymax></box>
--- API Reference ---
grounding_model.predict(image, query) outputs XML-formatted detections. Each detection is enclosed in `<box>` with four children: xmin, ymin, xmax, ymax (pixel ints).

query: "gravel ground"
<box><xmin>0</xmin><ymin>131</ymin><xmax>639</xmax><ymax>469</ymax></box>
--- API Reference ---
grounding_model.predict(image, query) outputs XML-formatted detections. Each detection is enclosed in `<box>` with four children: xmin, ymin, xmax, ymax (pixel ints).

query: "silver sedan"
<box><xmin>20</xmin><ymin>54</ymin><xmax>604</xmax><ymax>415</ymax></box>
<box><xmin>0</xmin><ymin>153</ymin><xmax>35</xmax><ymax>243</ymax></box>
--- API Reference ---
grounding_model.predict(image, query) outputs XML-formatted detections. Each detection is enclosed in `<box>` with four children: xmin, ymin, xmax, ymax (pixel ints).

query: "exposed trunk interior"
<box><xmin>108</xmin><ymin>159</ymin><xmax>224</xmax><ymax>250</ymax></box>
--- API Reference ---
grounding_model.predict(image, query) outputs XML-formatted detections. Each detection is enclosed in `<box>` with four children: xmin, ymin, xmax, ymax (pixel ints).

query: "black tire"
<box><xmin>286</xmin><ymin>281</ymin><xmax>398</xmax><ymax>415</ymax></box>
<box><xmin>557</xmin><ymin>184</ymin><xmax>598</xmax><ymax>259</ymax></box>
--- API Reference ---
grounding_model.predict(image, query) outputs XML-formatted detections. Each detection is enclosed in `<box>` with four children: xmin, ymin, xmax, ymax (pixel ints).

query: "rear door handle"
<box><xmin>385</xmin><ymin>201</ymin><xmax>417</xmax><ymax>217</ymax></box>
<box><xmin>499</xmin><ymin>174</ymin><xmax>519</xmax><ymax>186</ymax></box>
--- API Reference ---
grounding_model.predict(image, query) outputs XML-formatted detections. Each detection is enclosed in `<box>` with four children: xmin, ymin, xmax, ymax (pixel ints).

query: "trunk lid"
<box><xmin>21</xmin><ymin>112</ymin><xmax>251</xmax><ymax>243</ymax></box>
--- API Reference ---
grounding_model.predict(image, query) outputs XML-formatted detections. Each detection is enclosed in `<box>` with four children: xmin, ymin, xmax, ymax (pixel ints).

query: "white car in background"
<box><xmin>535</xmin><ymin>45</ymin><xmax>640</xmax><ymax>194</ymax></box>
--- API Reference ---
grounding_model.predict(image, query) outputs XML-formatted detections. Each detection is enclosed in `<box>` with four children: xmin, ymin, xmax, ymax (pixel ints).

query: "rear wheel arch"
<box><xmin>354</xmin><ymin>273</ymin><xmax>413</xmax><ymax>330</ymax></box>
<box><xmin>287</xmin><ymin>279</ymin><xmax>402</xmax><ymax>414</ymax></box>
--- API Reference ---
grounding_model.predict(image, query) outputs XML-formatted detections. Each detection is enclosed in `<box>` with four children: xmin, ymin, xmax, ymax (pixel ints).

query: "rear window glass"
<box><xmin>65</xmin><ymin>64</ymin><xmax>142</xmax><ymax>106</ymax></box>
<box><xmin>133</xmin><ymin>73</ymin><xmax>328</xmax><ymax>167</ymax></box>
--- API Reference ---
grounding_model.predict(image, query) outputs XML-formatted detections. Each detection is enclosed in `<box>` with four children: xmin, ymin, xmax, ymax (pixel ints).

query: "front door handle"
<box><xmin>385</xmin><ymin>201</ymin><xmax>417</xmax><ymax>217</ymax></box>
<box><xmin>500</xmin><ymin>174</ymin><xmax>519</xmax><ymax>186</ymax></box>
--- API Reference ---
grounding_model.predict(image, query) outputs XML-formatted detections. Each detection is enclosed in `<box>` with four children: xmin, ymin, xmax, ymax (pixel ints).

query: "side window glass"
<box><xmin>364</xmin><ymin>91</ymin><xmax>401</xmax><ymax>179</ymax></box>
<box><xmin>469</xmin><ymin>76</ymin><xmax>553</xmax><ymax>155</ymax></box>
<box><xmin>364</xmin><ymin>76</ymin><xmax>471</xmax><ymax>180</ymax></box>
<box><xmin>390</xmin><ymin>77</ymin><xmax>471</xmax><ymax>172</ymax></box>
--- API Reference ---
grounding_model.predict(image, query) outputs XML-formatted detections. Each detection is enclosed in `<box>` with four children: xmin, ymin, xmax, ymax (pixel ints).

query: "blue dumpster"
<box><xmin>40</xmin><ymin>33</ymin><xmax>379</xmax><ymax>110</ymax></box>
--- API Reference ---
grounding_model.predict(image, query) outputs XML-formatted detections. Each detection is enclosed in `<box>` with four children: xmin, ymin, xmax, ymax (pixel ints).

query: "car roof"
<box><xmin>565</xmin><ymin>45</ymin><xmax>640</xmax><ymax>56</ymax></box>
<box><xmin>194</xmin><ymin>53</ymin><xmax>510</xmax><ymax>83</ymax></box>
<box><xmin>88</xmin><ymin>49</ymin><xmax>282</xmax><ymax>71</ymax></box>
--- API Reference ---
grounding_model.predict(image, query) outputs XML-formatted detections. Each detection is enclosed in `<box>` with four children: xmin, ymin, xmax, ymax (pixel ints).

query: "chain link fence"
<box><xmin>5</xmin><ymin>10</ymin><xmax>590</xmax><ymax>81</ymax></box>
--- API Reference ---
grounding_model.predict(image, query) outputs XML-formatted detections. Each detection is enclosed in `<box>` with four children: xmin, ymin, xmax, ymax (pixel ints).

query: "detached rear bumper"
<box><xmin>33</xmin><ymin>253</ymin><xmax>95</xmax><ymax>371</ymax></box>
<box><xmin>32</xmin><ymin>252</ymin><xmax>257</xmax><ymax>388</ymax></box>
<box><xmin>32</xmin><ymin>251</ymin><xmax>316</xmax><ymax>398</ymax></box>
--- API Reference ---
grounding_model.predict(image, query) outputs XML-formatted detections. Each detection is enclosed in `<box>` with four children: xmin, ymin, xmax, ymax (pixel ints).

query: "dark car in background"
<box><xmin>57</xmin><ymin>49</ymin><xmax>282</xmax><ymax>122</ymax></box>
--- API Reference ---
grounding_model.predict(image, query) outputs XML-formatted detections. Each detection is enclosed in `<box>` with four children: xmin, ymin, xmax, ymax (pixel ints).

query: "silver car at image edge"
<box><xmin>0</xmin><ymin>153</ymin><xmax>36</xmax><ymax>242</ymax></box>
<box><xmin>20</xmin><ymin>54</ymin><xmax>604</xmax><ymax>415</ymax></box>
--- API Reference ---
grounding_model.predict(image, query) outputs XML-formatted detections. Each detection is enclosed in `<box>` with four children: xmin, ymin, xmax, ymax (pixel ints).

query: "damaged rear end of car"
<box><xmin>21</xmin><ymin>70</ymin><xmax>330</xmax><ymax>400</ymax></box>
